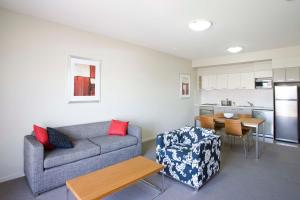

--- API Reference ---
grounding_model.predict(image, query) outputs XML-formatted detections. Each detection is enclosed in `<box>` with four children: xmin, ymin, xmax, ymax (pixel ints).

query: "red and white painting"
<box><xmin>180</xmin><ymin>74</ymin><xmax>190</xmax><ymax>98</ymax></box>
<box><xmin>69</xmin><ymin>57</ymin><xmax>100</xmax><ymax>102</ymax></box>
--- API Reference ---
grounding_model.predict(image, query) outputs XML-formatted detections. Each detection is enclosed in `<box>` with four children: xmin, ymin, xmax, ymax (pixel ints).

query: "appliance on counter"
<box><xmin>252</xmin><ymin>109</ymin><xmax>274</xmax><ymax>138</ymax></box>
<box><xmin>221</xmin><ymin>98</ymin><xmax>232</xmax><ymax>106</ymax></box>
<box><xmin>255</xmin><ymin>78</ymin><xmax>273</xmax><ymax>89</ymax></box>
<box><xmin>274</xmin><ymin>84</ymin><xmax>300</xmax><ymax>143</ymax></box>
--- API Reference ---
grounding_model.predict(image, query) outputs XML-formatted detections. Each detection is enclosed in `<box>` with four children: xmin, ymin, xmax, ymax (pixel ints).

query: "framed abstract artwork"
<box><xmin>179</xmin><ymin>73</ymin><xmax>190</xmax><ymax>98</ymax></box>
<box><xmin>68</xmin><ymin>56</ymin><xmax>101</xmax><ymax>102</ymax></box>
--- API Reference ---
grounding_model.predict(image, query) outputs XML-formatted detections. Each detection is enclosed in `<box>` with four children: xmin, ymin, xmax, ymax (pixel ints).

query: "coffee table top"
<box><xmin>66</xmin><ymin>156</ymin><xmax>163</xmax><ymax>200</ymax></box>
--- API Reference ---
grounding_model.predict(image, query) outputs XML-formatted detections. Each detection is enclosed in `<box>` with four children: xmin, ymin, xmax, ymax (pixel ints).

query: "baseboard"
<box><xmin>0</xmin><ymin>172</ymin><xmax>24</xmax><ymax>183</ymax></box>
<box><xmin>142</xmin><ymin>136</ymin><xmax>156</xmax><ymax>143</ymax></box>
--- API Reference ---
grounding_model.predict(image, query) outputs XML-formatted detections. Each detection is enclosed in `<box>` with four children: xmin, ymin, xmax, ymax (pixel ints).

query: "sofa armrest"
<box><xmin>24</xmin><ymin>135</ymin><xmax>44</xmax><ymax>178</ymax></box>
<box><xmin>128</xmin><ymin>124</ymin><xmax>142</xmax><ymax>144</ymax></box>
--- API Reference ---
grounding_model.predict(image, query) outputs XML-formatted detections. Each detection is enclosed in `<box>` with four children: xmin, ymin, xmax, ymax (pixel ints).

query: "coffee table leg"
<box><xmin>140</xmin><ymin>172</ymin><xmax>166</xmax><ymax>194</ymax></box>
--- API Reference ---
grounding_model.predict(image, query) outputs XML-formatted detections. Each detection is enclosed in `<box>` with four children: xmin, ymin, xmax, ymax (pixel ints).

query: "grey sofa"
<box><xmin>24</xmin><ymin>121</ymin><xmax>142</xmax><ymax>195</ymax></box>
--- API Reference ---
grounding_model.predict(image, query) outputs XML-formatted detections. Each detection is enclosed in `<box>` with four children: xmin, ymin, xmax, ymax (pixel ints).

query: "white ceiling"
<box><xmin>1</xmin><ymin>0</ymin><xmax>300</xmax><ymax>59</ymax></box>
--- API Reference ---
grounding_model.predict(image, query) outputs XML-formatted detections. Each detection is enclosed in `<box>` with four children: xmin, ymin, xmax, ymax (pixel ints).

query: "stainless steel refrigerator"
<box><xmin>274</xmin><ymin>85</ymin><xmax>300</xmax><ymax>143</ymax></box>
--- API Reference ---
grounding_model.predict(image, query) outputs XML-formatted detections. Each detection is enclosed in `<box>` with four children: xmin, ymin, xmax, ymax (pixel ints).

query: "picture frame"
<box><xmin>68</xmin><ymin>56</ymin><xmax>101</xmax><ymax>103</ymax></box>
<box><xmin>179</xmin><ymin>73</ymin><xmax>191</xmax><ymax>98</ymax></box>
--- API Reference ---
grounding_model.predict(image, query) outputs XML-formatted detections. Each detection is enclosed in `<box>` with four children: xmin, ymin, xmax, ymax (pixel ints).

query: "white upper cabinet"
<box><xmin>216</xmin><ymin>74</ymin><xmax>228</xmax><ymax>89</ymax></box>
<box><xmin>201</xmin><ymin>75</ymin><xmax>210</xmax><ymax>90</ymax></box>
<box><xmin>209</xmin><ymin>75</ymin><xmax>217</xmax><ymax>89</ymax></box>
<box><xmin>201</xmin><ymin>71</ymin><xmax>258</xmax><ymax>90</ymax></box>
<box><xmin>227</xmin><ymin>73</ymin><xmax>241</xmax><ymax>89</ymax></box>
<box><xmin>201</xmin><ymin>75</ymin><xmax>217</xmax><ymax>90</ymax></box>
<box><xmin>285</xmin><ymin>67</ymin><xmax>300</xmax><ymax>82</ymax></box>
<box><xmin>273</xmin><ymin>68</ymin><xmax>286</xmax><ymax>82</ymax></box>
<box><xmin>254</xmin><ymin>70</ymin><xmax>272</xmax><ymax>78</ymax></box>
<box><xmin>240</xmin><ymin>72</ymin><xmax>254</xmax><ymax>89</ymax></box>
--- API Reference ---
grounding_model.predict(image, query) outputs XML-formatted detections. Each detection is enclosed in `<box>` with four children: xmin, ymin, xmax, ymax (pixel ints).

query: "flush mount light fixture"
<box><xmin>189</xmin><ymin>19</ymin><xmax>212</xmax><ymax>31</ymax></box>
<box><xmin>227</xmin><ymin>46</ymin><xmax>243</xmax><ymax>53</ymax></box>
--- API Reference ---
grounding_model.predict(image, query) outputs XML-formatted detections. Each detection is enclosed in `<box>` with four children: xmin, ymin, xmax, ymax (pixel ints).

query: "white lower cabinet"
<box><xmin>238</xmin><ymin>108</ymin><xmax>252</xmax><ymax>115</ymax></box>
<box><xmin>224</xmin><ymin>107</ymin><xmax>239</xmax><ymax>114</ymax></box>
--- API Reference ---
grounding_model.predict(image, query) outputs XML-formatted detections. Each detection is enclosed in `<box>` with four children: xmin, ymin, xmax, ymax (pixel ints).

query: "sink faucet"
<box><xmin>247</xmin><ymin>101</ymin><xmax>254</xmax><ymax>107</ymax></box>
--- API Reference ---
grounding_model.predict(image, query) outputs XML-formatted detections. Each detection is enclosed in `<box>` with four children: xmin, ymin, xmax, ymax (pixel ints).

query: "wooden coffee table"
<box><xmin>66</xmin><ymin>156</ymin><xmax>165</xmax><ymax>200</ymax></box>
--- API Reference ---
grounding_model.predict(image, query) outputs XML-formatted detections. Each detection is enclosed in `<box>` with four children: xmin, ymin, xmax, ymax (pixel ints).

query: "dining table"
<box><xmin>195</xmin><ymin>115</ymin><xmax>265</xmax><ymax>159</ymax></box>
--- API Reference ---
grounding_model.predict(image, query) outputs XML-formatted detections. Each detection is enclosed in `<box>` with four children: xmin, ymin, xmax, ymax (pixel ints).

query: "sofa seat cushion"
<box><xmin>89</xmin><ymin>135</ymin><xmax>138</xmax><ymax>154</ymax></box>
<box><xmin>44</xmin><ymin>139</ymin><xmax>100</xmax><ymax>169</ymax></box>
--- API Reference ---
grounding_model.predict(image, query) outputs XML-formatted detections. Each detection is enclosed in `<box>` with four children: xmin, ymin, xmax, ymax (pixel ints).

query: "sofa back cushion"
<box><xmin>33</xmin><ymin>125</ymin><xmax>54</xmax><ymax>150</ymax></box>
<box><xmin>47</xmin><ymin>127</ymin><xmax>73</xmax><ymax>148</ymax></box>
<box><xmin>55</xmin><ymin>121</ymin><xmax>110</xmax><ymax>140</ymax></box>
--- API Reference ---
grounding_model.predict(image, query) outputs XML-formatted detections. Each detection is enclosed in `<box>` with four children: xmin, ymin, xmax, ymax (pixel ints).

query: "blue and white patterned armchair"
<box><xmin>156</xmin><ymin>126</ymin><xmax>221</xmax><ymax>189</ymax></box>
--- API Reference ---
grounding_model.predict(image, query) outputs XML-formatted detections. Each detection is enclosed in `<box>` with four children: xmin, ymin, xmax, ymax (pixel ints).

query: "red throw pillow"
<box><xmin>33</xmin><ymin>125</ymin><xmax>53</xmax><ymax>150</ymax></box>
<box><xmin>108</xmin><ymin>120</ymin><xmax>129</xmax><ymax>136</ymax></box>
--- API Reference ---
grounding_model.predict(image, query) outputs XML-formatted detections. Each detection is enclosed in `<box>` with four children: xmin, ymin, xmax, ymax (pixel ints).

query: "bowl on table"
<box><xmin>224</xmin><ymin>113</ymin><xmax>234</xmax><ymax>119</ymax></box>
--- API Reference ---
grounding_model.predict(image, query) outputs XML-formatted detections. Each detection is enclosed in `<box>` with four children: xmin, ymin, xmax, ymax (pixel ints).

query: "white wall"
<box><xmin>199</xmin><ymin>89</ymin><xmax>273</xmax><ymax>107</ymax></box>
<box><xmin>196</xmin><ymin>61</ymin><xmax>273</xmax><ymax>107</ymax></box>
<box><xmin>192</xmin><ymin>45</ymin><xmax>300</xmax><ymax>68</ymax></box>
<box><xmin>196</xmin><ymin>61</ymin><xmax>272</xmax><ymax>75</ymax></box>
<box><xmin>0</xmin><ymin>9</ymin><xmax>194</xmax><ymax>182</ymax></box>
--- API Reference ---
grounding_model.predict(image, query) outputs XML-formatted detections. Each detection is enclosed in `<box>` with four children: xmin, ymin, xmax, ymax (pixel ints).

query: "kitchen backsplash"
<box><xmin>198</xmin><ymin>89</ymin><xmax>273</xmax><ymax>107</ymax></box>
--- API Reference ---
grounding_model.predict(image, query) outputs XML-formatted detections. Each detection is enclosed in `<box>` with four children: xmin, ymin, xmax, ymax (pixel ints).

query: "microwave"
<box><xmin>255</xmin><ymin>78</ymin><xmax>273</xmax><ymax>89</ymax></box>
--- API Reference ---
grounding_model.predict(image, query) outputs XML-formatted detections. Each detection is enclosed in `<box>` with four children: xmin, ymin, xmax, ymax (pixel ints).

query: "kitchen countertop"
<box><xmin>195</xmin><ymin>104</ymin><xmax>273</xmax><ymax>110</ymax></box>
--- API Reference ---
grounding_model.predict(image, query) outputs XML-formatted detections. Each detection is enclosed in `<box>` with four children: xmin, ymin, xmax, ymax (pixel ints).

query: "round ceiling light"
<box><xmin>189</xmin><ymin>19</ymin><xmax>212</xmax><ymax>31</ymax></box>
<box><xmin>227</xmin><ymin>46</ymin><xmax>243</xmax><ymax>53</ymax></box>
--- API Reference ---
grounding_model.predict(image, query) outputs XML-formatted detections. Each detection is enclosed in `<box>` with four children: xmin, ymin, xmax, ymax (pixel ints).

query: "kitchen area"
<box><xmin>195</xmin><ymin>60</ymin><xmax>300</xmax><ymax>144</ymax></box>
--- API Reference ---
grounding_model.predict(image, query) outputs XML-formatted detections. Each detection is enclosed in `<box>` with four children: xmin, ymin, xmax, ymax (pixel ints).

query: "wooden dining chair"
<box><xmin>238</xmin><ymin>113</ymin><xmax>254</xmax><ymax>145</ymax></box>
<box><xmin>214</xmin><ymin>112</ymin><xmax>225</xmax><ymax>129</ymax></box>
<box><xmin>224</xmin><ymin>119</ymin><xmax>251</xmax><ymax>158</ymax></box>
<box><xmin>199</xmin><ymin>115</ymin><xmax>215</xmax><ymax>129</ymax></box>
